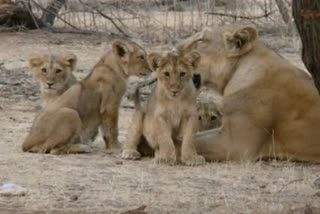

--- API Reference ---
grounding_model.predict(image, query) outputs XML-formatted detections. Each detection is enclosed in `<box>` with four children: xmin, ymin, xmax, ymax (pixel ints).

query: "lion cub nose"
<box><xmin>172</xmin><ymin>90</ymin><xmax>179</xmax><ymax>96</ymax></box>
<box><xmin>47</xmin><ymin>82</ymin><xmax>54</xmax><ymax>87</ymax></box>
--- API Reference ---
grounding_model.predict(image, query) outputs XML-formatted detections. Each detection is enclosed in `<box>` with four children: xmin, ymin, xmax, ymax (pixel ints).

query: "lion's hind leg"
<box><xmin>193</xmin><ymin>114</ymin><xmax>267</xmax><ymax>161</ymax></box>
<box><xmin>41</xmin><ymin>108</ymin><xmax>82</xmax><ymax>153</ymax></box>
<box><xmin>26</xmin><ymin>108</ymin><xmax>82</xmax><ymax>154</ymax></box>
<box><xmin>22</xmin><ymin>132</ymin><xmax>45</xmax><ymax>153</ymax></box>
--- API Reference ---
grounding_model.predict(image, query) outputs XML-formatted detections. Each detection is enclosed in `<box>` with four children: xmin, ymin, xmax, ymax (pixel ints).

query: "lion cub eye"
<box><xmin>56</xmin><ymin>69</ymin><xmax>62</xmax><ymax>74</ymax></box>
<box><xmin>211</xmin><ymin>115</ymin><xmax>217</xmax><ymax>120</ymax></box>
<box><xmin>139</xmin><ymin>55</ymin><xmax>145</xmax><ymax>60</ymax></box>
<box><xmin>41</xmin><ymin>68</ymin><xmax>47</xmax><ymax>73</ymax></box>
<box><xmin>164</xmin><ymin>72</ymin><xmax>170</xmax><ymax>77</ymax></box>
<box><xmin>180</xmin><ymin>72</ymin><xmax>186</xmax><ymax>77</ymax></box>
<box><xmin>198</xmin><ymin>116</ymin><xmax>202</xmax><ymax>120</ymax></box>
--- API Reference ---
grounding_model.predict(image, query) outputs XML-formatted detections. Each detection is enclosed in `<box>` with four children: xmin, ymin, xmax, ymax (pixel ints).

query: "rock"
<box><xmin>121</xmin><ymin>205</ymin><xmax>147</xmax><ymax>214</ymax></box>
<box><xmin>0</xmin><ymin>182</ymin><xmax>27</xmax><ymax>196</ymax></box>
<box><xmin>70</xmin><ymin>195</ymin><xmax>78</xmax><ymax>201</ymax></box>
<box><xmin>115</xmin><ymin>161</ymin><xmax>123</xmax><ymax>165</ymax></box>
<box><xmin>313</xmin><ymin>177</ymin><xmax>320</xmax><ymax>189</ymax></box>
<box><xmin>259</xmin><ymin>184</ymin><xmax>267</xmax><ymax>189</ymax></box>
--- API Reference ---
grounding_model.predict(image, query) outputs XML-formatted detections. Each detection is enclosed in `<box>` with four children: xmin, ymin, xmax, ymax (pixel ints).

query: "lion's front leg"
<box><xmin>146</xmin><ymin>118</ymin><xmax>176</xmax><ymax>165</ymax></box>
<box><xmin>181</xmin><ymin>115</ymin><xmax>205</xmax><ymax>166</ymax></box>
<box><xmin>121</xmin><ymin>110</ymin><xmax>144</xmax><ymax>160</ymax></box>
<box><xmin>101</xmin><ymin>103</ymin><xmax>121</xmax><ymax>150</ymax></box>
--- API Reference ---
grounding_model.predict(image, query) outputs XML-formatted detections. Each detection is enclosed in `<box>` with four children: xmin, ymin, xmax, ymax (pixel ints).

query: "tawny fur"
<box><xmin>176</xmin><ymin>24</ymin><xmax>320</xmax><ymax>162</ymax></box>
<box><xmin>22</xmin><ymin>39</ymin><xmax>151</xmax><ymax>154</ymax></box>
<box><xmin>28</xmin><ymin>53</ymin><xmax>78</xmax><ymax>107</ymax></box>
<box><xmin>122</xmin><ymin>51</ymin><xmax>205</xmax><ymax>165</ymax></box>
<box><xmin>196</xmin><ymin>101</ymin><xmax>222</xmax><ymax>131</ymax></box>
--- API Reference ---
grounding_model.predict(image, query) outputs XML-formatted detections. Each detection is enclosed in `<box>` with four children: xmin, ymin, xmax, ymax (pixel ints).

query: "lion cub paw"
<box><xmin>50</xmin><ymin>144</ymin><xmax>93</xmax><ymax>154</ymax></box>
<box><xmin>154</xmin><ymin>150</ymin><xmax>177</xmax><ymax>165</ymax></box>
<box><xmin>182</xmin><ymin>155</ymin><xmax>206</xmax><ymax>166</ymax></box>
<box><xmin>121</xmin><ymin>149</ymin><xmax>141</xmax><ymax>160</ymax></box>
<box><xmin>106</xmin><ymin>141</ymin><xmax>122</xmax><ymax>150</ymax></box>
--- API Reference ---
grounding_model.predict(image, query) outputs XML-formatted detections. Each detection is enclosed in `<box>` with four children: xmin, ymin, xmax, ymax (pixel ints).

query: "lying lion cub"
<box><xmin>177</xmin><ymin>24</ymin><xmax>320</xmax><ymax>162</ymax></box>
<box><xmin>28</xmin><ymin>53</ymin><xmax>77</xmax><ymax>107</ymax></box>
<box><xmin>22</xmin><ymin>39</ymin><xmax>151</xmax><ymax>154</ymax></box>
<box><xmin>196</xmin><ymin>101</ymin><xmax>222</xmax><ymax>131</ymax></box>
<box><xmin>122</xmin><ymin>51</ymin><xmax>205</xmax><ymax>165</ymax></box>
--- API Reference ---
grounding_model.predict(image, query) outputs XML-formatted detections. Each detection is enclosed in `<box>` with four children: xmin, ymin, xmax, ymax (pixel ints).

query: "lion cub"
<box><xmin>28</xmin><ymin>53</ymin><xmax>78</xmax><ymax>107</ymax></box>
<box><xmin>196</xmin><ymin>89</ymin><xmax>223</xmax><ymax>131</ymax></box>
<box><xmin>122</xmin><ymin>51</ymin><xmax>205</xmax><ymax>165</ymax></box>
<box><xmin>22</xmin><ymin>39</ymin><xmax>151</xmax><ymax>154</ymax></box>
<box><xmin>197</xmin><ymin>101</ymin><xmax>222</xmax><ymax>131</ymax></box>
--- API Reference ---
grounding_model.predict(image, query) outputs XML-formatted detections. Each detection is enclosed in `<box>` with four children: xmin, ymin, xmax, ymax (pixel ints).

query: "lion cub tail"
<box><xmin>133</xmin><ymin>87</ymin><xmax>142</xmax><ymax>112</ymax></box>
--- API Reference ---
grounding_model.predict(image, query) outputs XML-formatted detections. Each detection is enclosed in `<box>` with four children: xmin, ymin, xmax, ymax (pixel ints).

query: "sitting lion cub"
<box><xmin>22</xmin><ymin>39</ymin><xmax>151</xmax><ymax>154</ymax></box>
<box><xmin>28</xmin><ymin>53</ymin><xmax>78</xmax><ymax>107</ymax></box>
<box><xmin>122</xmin><ymin>51</ymin><xmax>205</xmax><ymax>165</ymax></box>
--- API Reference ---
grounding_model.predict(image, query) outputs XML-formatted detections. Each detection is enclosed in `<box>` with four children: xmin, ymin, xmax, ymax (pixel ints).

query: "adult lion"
<box><xmin>177</xmin><ymin>24</ymin><xmax>320</xmax><ymax>162</ymax></box>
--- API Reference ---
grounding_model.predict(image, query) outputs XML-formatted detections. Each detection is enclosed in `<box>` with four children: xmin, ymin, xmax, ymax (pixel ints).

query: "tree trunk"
<box><xmin>292</xmin><ymin>0</ymin><xmax>320</xmax><ymax>93</ymax></box>
<box><xmin>41</xmin><ymin>0</ymin><xmax>66</xmax><ymax>27</ymax></box>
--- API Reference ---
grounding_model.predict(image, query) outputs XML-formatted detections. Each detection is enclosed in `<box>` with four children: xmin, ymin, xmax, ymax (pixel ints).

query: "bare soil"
<box><xmin>0</xmin><ymin>30</ymin><xmax>319</xmax><ymax>214</ymax></box>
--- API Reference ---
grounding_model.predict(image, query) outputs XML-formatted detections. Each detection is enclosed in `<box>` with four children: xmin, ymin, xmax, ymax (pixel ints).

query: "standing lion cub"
<box><xmin>28</xmin><ymin>53</ymin><xmax>78</xmax><ymax>107</ymax></box>
<box><xmin>122</xmin><ymin>51</ymin><xmax>205</xmax><ymax>165</ymax></box>
<box><xmin>22</xmin><ymin>39</ymin><xmax>151</xmax><ymax>154</ymax></box>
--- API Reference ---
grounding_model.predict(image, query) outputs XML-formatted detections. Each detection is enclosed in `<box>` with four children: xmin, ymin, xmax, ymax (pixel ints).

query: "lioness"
<box><xmin>177</xmin><ymin>25</ymin><xmax>320</xmax><ymax>162</ymax></box>
<box><xmin>122</xmin><ymin>51</ymin><xmax>205</xmax><ymax>165</ymax></box>
<box><xmin>22</xmin><ymin>39</ymin><xmax>151</xmax><ymax>154</ymax></box>
<box><xmin>29</xmin><ymin>53</ymin><xmax>77</xmax><ymax>107</ymax></box>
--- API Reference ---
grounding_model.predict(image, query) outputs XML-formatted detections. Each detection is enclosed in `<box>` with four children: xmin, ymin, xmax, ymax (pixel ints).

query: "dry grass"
<box><xmin>28</xmin><ymin>0</ymin><xmax>294</xmax><ymax>44</ymax></box>
<box><xmin>0</xmin><ymin>25</ymin><xmax>319</xmax><ymax>213</ymax></box>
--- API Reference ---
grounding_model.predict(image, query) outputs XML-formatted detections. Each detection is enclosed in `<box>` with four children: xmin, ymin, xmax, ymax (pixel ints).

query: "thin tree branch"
<box><xmin>24</xmin><ymin>1</ymin><xmax>40</xmax><ymax>29</ymax></box>
<box><xmin>137</xmin><ymin>77</ymin><xmax>157</xmax><ymax>89</ymax></box>
<box><xmin>78</xmin><ymin>0</ymin><xmax>129</xmax><ymax>37</ymax></box>
<box><xmin>205</xmin><ymin>10</ymin><xmax>276</xmax><ymax>20</ymax></box>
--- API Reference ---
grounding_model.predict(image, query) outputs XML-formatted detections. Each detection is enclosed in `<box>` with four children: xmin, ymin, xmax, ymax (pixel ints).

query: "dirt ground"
<box><xmin>0</xmin><ymin>30</ymin><xmax>320</xmax><ymax>214</ymax></box>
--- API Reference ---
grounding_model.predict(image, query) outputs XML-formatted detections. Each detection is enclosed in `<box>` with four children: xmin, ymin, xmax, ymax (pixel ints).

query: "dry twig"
<box><xmin>206</xmin><ymin>10</ymin><xmax>276</xmax><ymax>20</ymax></box>
<box><xmin>78</xmin><ymin>0</ymin><xmax>129</xmax><ymax>37</ymax></box>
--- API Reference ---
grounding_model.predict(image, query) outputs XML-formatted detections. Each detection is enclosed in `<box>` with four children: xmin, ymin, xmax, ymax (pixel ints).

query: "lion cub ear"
<box><xmin>184</xmin><ymin>51</ymin><xmax>201</xmax><ymax>71</ymax></box>
<box><xmin>60</xmin><ymin>53</ymin><xmax>77</xmax><ymax>71</ymax></box>
<box><xmin>147</xmin><ymin>52</ymin><xmax>162</xmax><ymax>72</ymax></box>
<box><xmin>112</xmin><ymin>39</ymin><xmax>131</xmax><ymax>62</ymax></box>
<box><xmin>28</xmin><ymin>55</ymin><xmax>44</xmax><ymax>68</ymax></box>
<box><xmin>223</xmin><ymin>26</ymin><xmax>257</xmax><ymax>57</ymax></box>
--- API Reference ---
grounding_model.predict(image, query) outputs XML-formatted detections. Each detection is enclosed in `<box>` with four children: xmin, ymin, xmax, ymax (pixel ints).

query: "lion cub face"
<box><xmin>147</xmin><ymin>51</ymin><xmax>200</xmax><ymax>98</ymax></box>
<box><xmin>28</xmin><ymin>53</ymin><xmax>77</xmax><ymax>93</ymax></box>
<box><xmin>112</xmin><ymin>40</ymin><xmax>151</xmax><ymax>77</ymax></box>
<box><xmin>197</xmin><ymin>101</ymin><xmax>222</xmax><ymax>131</ymax></box>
